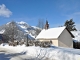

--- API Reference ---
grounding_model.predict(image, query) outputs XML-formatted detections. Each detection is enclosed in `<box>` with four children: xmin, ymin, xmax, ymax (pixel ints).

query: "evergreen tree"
<box><xmin>64</xmin><ymin>19</ymin><xmax>77</xmax><ymax>31</ymax></box>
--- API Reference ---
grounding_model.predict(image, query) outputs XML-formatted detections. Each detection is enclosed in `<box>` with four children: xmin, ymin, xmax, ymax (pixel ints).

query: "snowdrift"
<box><xmin>0</xmin><ymin>45</ymin><xmax>80</xmax><ymax>60</ymax></box>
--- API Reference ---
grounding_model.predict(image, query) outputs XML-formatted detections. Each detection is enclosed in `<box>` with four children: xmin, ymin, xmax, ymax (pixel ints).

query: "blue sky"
<box><xmin>0</xmin><ymin>0</ymin><xmax>80</xmax><ymax>29</ymax></box>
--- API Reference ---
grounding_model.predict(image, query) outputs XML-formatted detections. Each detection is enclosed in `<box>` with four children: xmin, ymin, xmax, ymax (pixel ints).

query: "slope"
<box><xmin>0</xmin><ymin>21</ymin><xmax>41</xmax><ymax>41</ymax></box>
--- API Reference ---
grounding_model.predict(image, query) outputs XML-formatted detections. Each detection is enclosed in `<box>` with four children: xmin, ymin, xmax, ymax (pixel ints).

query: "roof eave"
<box><xmin>66</xmin><ymin>28</ymin><xmax>75</xmax><ymax>38</ymax></box>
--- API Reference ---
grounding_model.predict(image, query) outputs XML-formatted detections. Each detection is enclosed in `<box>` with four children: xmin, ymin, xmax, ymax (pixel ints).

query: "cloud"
<box><xmin>65</xmin><ymin>12</ymin><xmax>80</xmax><ymax>21</ymax></box>
<box><xmin>58</xmin><ymin>0</ymin><xmax>80</xmax><ymax>14</ymax></box>
<box><xmin>73</xmin><ymin>12</ymin><xmax>80</xmax><ymax>15</ymax></box>
<box><xmin>0</xmin><ymin>4</ymin><xmax>12</xmax><ymax>17</ymax></box>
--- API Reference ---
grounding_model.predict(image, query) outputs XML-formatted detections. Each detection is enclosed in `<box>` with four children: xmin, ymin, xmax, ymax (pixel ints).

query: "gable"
<box><xmin>58</xmin><ymin>29</ymin><xmax>73</xmax><ymax>47</ymax></box>
<box><xmin>66</xmin><ymin>28</ymin><xmax>74</xmax><ymax>38</ymax></box>
<box><xmin>58</xmin><ymin>28</ymin><xmax>74</xmax><ymax>38</ymax></box>
<box><xmin>58</xmin><ymin>29</ymin><xmax>72</xmax><ymax>39</ymax></box>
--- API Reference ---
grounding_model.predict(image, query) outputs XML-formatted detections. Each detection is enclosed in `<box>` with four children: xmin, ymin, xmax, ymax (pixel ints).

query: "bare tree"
<box><xmin>37</xmin><ymin>19</ymin><xmax>45</xmax><ymax>29</ymax></box>
<box><xmin>35</xmin><ymin>19</ymin><xmax>44</xmax><ymax>36</ymax></box>
<box><xmin>4</xmin><ymin>21</ymin><xmax>19</xmax><ymax>42</ymax></box>
<box><xmin>35</xmin><ymin>29</ymin><xmax>41</xmax><ymax>36</ymax></box>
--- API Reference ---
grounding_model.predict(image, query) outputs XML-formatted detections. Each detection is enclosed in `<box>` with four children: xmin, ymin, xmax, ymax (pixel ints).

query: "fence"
<box><xmin>73</xmin><ymin>41</ymin><xmax>80</xmax><ymax>49</ymax></box>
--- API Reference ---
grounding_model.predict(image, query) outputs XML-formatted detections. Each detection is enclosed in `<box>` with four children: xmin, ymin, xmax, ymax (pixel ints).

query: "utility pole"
<box><xmin>26</xmin><ymin>34</ymin><xmax>28</xmax><ymax>46</ymax></box>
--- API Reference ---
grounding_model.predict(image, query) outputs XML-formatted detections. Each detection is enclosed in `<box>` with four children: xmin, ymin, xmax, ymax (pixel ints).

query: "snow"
<box><xmin>16</xmin><ymin>21</ymin><xmax>40</xmax><ymax>39</ymax></box>
<box><xmin>27</xmin><ymin>34</ymin><xmax>35</xmax><ymax>40</ymax></box>
<box><xmin>32</xmin><ymin>26</ymin><xmax>42</xmax><ymax>30</ymax></box>
<box><xmin>19</xmin><ymin>25</ymin><xmax>27</xmax><ymax>29</ymax></box>
<box><xmin>6</xmin><ymin>22</ymin><xmax>11</xmax><ymax>25</ymax></box>
<box><xmin>17</xmin><ymin>21</ymin><xmax>27</xmax><ymax>24</ymax></box>
<box><xmin>36</xmin><ymin>26</ymin><xmax>66</xmax><ymax>39</ymax></box>
<box><xmin>0</xmin><ymin>43</ymin><xmax>9</xmax><ymax>46</ymax></box>
<box><xmin>71</xmin><ymin>31</ymin><xmax>80</xmax><ymax>42</ymax></box>
<box><xmin>24</xmin><ymin>30</ymin><xmax>28</xmax><ymax>32</ymax></box>
<box><xmin>0</xmin><ymin>45</ymin><xmax>80</xmax><ymax>60</ymax></box>
<box><xmin>29</xmin><ymin>33</ymin><xmax>36</xmax><ymax>38</ymax></box>
<box><xmin>0</xmin><ymin>30</ymin><xmax>5</xmax><ymax>34</ymax></box>
<box><xmin>17</xmin><ymin>21</ymin><xmax>31</xmax><ymax>30</ymax></box>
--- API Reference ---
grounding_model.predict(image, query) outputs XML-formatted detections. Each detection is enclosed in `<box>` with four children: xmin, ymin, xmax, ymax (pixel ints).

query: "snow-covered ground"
<box><xmin>71</xmin><ymin>31</ymin><xmax>80</xmax><ymax>42</ymax></box>
<box><xmin>0</xmin><ymin>44</ymin><xmax>80</xmax><ymax>60</ymax></box>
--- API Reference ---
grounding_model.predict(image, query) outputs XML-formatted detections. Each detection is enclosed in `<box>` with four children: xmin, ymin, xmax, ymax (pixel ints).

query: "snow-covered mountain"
<box><xmin>0</xmin><ymin>21</ymin><xmax>41</xmax><ymax>40</ymax></box>
<box><xmin>1</xmin><ymin>21</ymin><xmax>80</xmax><ymax>42</ymax></box>
<box><xmin>16</xmin><ymin>21</ymin><xmax>41</xmax><ymax>38</ymax></box>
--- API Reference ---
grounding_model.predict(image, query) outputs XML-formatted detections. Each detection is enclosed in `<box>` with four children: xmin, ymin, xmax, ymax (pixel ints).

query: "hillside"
<box><xmin>0</xmin><ymin>21</ymin><xmax>41</xmax><ymax>41</ymax></box>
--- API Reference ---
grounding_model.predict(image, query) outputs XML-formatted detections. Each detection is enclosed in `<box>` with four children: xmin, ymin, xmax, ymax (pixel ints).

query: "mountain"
<box><xmin>1</xmin><ymin>21</ymin><xmax>80</xmax><ymax>42</ymax></box>
<box><xmin>0</xmin><ymin>21</ymin><xmax>41</xmax><ymax>41</ymax></box>
<box><xmin>17</xmin><ymin>21</ymin><xmax>41</xmax><ymax>38</ymax></box>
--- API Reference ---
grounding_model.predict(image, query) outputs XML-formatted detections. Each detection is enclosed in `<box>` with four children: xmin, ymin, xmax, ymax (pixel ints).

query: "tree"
<box><xmin>3</xmin><ymin>21</ymin><xmax>19</xmax><ymax>42</ymax></box>
<box><xmin>37</xmin><ymin>19</ymin><xmax>44</xmax><ymax>29</ymax></box>
<box><xmin>35</xmin><ymin>28</ymin><xmax>41</xmax><ymax>36</ymax></box>
<box><xmin>36</xmin><ymin>19</ymin><xmax>44</xmax><ymax>36</ymax></box>
<box><xmin>2</xmin><ymin>34</ymin><xmax>9</xmax><ymax>43</ymax></box>
<box><xmin>64</xmin><ymin>19</ymin><xmax>77</xmax><ymax>31</ymax></box>
<box><xmin>4</xmin><ymin>21</ymin><xmax>15</xmax><ymax>41</ymax></box>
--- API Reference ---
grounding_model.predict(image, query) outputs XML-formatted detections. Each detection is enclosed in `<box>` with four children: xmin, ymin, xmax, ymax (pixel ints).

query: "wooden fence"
<box><xmin>73</xmin><ymin>41</ymin><xmax>80</xmax><ymax>49</ymax></box>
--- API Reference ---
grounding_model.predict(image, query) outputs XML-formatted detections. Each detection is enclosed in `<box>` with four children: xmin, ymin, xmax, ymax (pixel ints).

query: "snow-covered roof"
<box><xmin>36</xmin><ymin>26</ymin><xmax>74</xmax><ymax>39</ymax></box>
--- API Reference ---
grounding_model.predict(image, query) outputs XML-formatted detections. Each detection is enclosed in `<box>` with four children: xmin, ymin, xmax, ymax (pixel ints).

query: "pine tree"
<box><xmin>64</xmin><ymin>19</ymin><xmax>77</xmax><ymax>31</ymax></box>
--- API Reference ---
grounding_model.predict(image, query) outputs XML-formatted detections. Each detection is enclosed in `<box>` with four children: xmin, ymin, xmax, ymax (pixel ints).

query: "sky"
<box><xmin>0</xmin><ymin>0</ymin><xmax>80</xmax><ymax>30</ymax></box>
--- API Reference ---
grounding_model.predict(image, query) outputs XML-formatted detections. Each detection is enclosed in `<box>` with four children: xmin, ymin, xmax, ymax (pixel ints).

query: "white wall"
<box><xmin>58</xmin><ymin>29</ymin><xmax>73</xmax><ymax>48</ymax></box>
<box><xmin>52</xmin><ymin>40</ymin><xmax>58</xmax><ymax>47</ymax></box>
